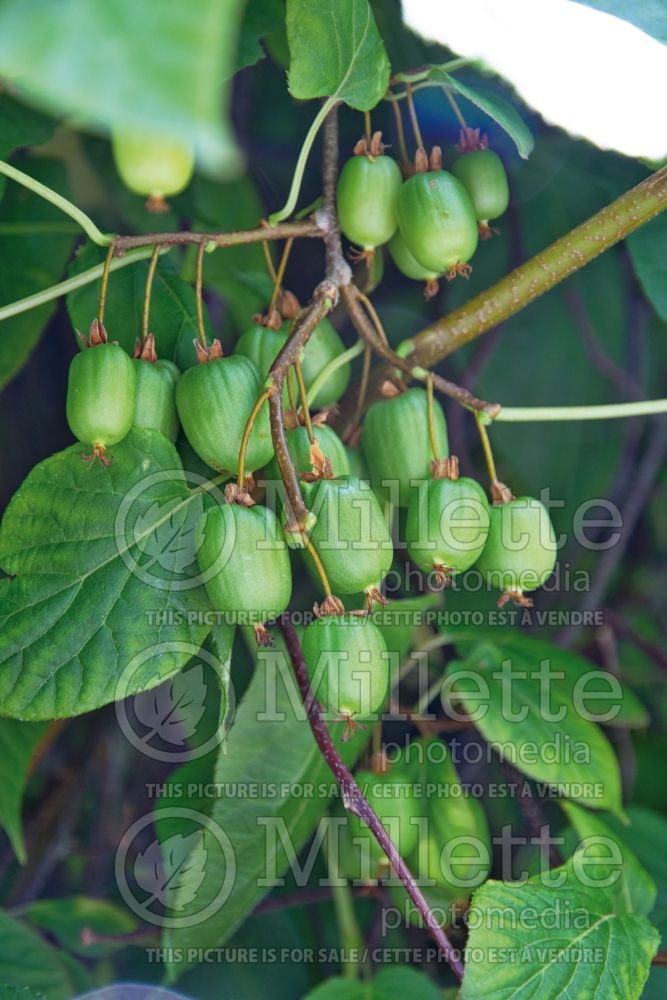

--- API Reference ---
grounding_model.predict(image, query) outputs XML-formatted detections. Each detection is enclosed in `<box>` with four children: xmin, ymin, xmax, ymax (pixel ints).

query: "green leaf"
<box><xmin>447</xmin><ymin>641</ymin><xmax>623</xmax><ymax>813</ymax></box>
<box><xmin>0</xmin><ymin>160</ymin><xmax>76</xmax><ymax>388</ymax></box>
<box><xmin>448</xmin><ymin>630</ymin><xmax>648</xmax><ymax>729</ymax></box>
<box><xmin>605</xmin><ymin>806</ymin><xmax>667</xmax><ymax>940</ymax></box>
<box><xmin>163</xmin><ymin>634</ymin><xmax>369</xmax><ymax>977</ymax></box>
<box><xmin>66</xmin><ymin>243</ymin><xmax>213</xmax><ymax>363</ymax></box>
<box><xmin>0</xmin><ymin>95</ymin><xmax>53</xmax><ymax>159</ymax></box>
<box><xmin>0</xmin><ymin>911</ymin><xmax>86</xmax><ymax>1000</ymax></box>
<box><xmin>627</xmin><ymin>213</ymin><xmax>667</xmax><ymax>321</ymax></box>
<box><xmin>560</xmin><ymin>801</ymin><xmax>657</xmax><ymax>916</ymax></box>
<box><xmin>0</xmin><ymin>718</ymin><xmax>48</xmax><ymax>862</ymax></box>
<box><xmin>427</xmin><ymin>69</ymin><xmax>534</xmax><ymax>157</ymax></box>
<box><xmin>571</xmin><ymin>0</ymin><xmax>667</xmax><ymax>44</ymax></box>
<box><xmin>23</xmin><ymin>896</ymin><xmax>138</xmax><ymax>958</ymax></box>
<box><xmin>461</xmin><ymin>857</ymin><xmax>660</xmax><ymax>999</ymax></box>
<box><xmin>286</xmin><ymin>0</ymin><xmax>390</xmax><ymax>110</ymax></box>
<box><xmin>237</xmin><ymin>0</ymin><xmax>285</xmax><ymax>72</ymax></box>
<box><xmin>0</xmin><ymin>0</ymin><xmax>245</xmax><ymax>176</ymax></box>
<box><xmin>0</xmin><ymin>429</ymin><xmax>212</xmax><ymax>720</ymax></box>
<box><xmin>303</xmin><ymin>966</ymin><xmax>444</xmax><ymax>998</ymax></box>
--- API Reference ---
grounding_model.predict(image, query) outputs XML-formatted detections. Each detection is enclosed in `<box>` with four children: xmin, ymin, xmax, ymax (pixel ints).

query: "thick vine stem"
<box><xmin>268</xmin><ymin>281</ymin><xmax>339</xmax><ymax>532</ymax></box>
<box><xmin>280</xmin><ymin>619</ymin><xmax>465</xmax><ymax>981</ymax></box>
<box><xmin>378</xmin><ymin>165</ymin><xmax>667</xmax><ymax>388</ymax></box>
<box><xmin>341</xmin><ymin>283</ymin><xmax>500</xmax><ymax>417</ymax></box>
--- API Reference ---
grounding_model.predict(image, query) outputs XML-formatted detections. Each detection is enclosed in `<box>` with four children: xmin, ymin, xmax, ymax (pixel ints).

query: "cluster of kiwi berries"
<box><xmin>337</xmin><ymin>128</ymin><xmax>509</xmax><ymax>297</ymax></box>
<box><xmin>64</xmin><ymin>127</ymin><xmax>554</xmax><ymax>737</ymax></box>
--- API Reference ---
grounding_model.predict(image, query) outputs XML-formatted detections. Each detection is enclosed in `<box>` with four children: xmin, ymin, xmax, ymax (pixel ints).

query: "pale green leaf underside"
<box><xmin>429</xmin><ymin>68</ymin><xmax>534</xmax><ymax>158</ymax></box>
<box><xmin>462</xmin><ymin>859</ymin><xmax>660</xmax><ymax>999</ymax></box>
<box><xmin>0</xmin><ymin>430</ymin><xmax>211</xmax><ymax>720</ymax></box>
<box><xmin>448</xmin><ymin>641</ymin><xmax>622</xmax><ymax>813</ymax></box>
<box><xmin>286</xmin><ymin>0</ymin><xmax>390</xmax><ymax>110</ymax></box>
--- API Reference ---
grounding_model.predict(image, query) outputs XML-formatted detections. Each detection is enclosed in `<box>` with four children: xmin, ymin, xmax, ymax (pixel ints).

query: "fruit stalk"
<box><xmin>280</xmin><ymin>618</ymin><xmax>465</xmax><ymax>981</ymax></box>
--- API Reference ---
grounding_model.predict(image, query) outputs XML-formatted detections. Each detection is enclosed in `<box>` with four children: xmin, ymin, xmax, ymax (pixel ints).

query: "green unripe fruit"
<box><xmin>197</xmin><ymin>502</ymin><xmax>292</xmax><ymax>630</ymax></box>
<box><xmin>345</xmin><ymin>446</ymin><xmax>370</xmax><ymax>485</ymax></box>
<box><xmin>176</xmin><ymin>355</ymin><xmax>273</xmax><ymax>474</ymax></box>
<box><xmin>66</xmin><ymin>342</ymin><xmax>136</xmax><ymax>452</ymax></box>
<box><xmin>302</xmin><ymin>614</ymin><xmax>389</xmax><ymax>720</ymax></box>
<box><xmin>133</xmin><ymin>358</ymin><xmax>180</xmax><ymax>442</ymax></box>
<box><xmin>336</xmin><ymin>154</ymin><xmax>402</xmax><ymax>250</ymax></box>
<box><xmin>345</xmin><ymin>767</ymin><xmax>421</xmax><ymax>874</ymax></box>
<box><xmin>397</xmin><ymin>170</ymin><xmax>478</xmax><ymax>273</ymax></box>
<box><xmin>300</xmin><ymin>318</ymin><xmax>350</xmax><ymax>409</ymax></box>
<box><xmin>234</xmin><ymin>319</ymin><xmax>350</xmax><ymax>410</ymax></box>
<box><xmin>476</xmin><ymin>497</ymin><xmax>557</xmax><ymax>600</ymax></box>
<box><xmin>308</xmin><ymin>475</ymin><xmax>393</xmax><ymax>597</ymax></box>
<box><xmin>112</xmin><ymin>131</ymin><xmax>194</xmax><ymax>199</ymax></box>
<box><xmin>405</xmin><ymin>475</ymin><xmax>490</xmax><ymax>581</ymax></box>
<box><xmin>286</xmin><ymin>425</ymin><xmax>350</xmax><ymax>480</ymax></box>
<box><xmin>361</xmin><ymin>388</ymin><xmax>449</xmax><ymax>507</ymax></box>
<box><xmin>451</xmin><ymin>149</ymin><xmax>509</xmax><ymax>223</ymax></box>
<box><xmin>388</xmin><ymin>230</ymin><xmax>439</xmax><ymax>282</ymax></box>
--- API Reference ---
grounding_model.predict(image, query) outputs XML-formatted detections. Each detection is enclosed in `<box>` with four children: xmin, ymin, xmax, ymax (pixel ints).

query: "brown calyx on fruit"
<box><xmin>145</xmin><ymin>194</ymin><xmax>170</xmax><ymax>214</ymax></box>
<box><xmin>445</xmin><ymin>261</ymin><xmax>472</xmax><ymax>281</ymax></box>
<box><xmin>478</xmin><ymin>221</ymin><xmax>500</xmax><ymax>241</ymax></box>
<box><xmin>497</xmin><ymin>589</ymin><xmax>533</xmax><ymax>609</ymax></box>
<box><xmin>254</xmin><ymin>623</ymin><xmax>274</xmax><ymax>647</ymax></box>
<box><xmin>429</xmin><ymin>145</ymin><xmax>443</xmax><ymax>171</ymax></box>
<box><xmin>379</xmin><ymin>380</ymin><xmax>401</xmax><ymax>399</ymax></box>
<box><xmin>365</xmin><ymin>586</ymin><xmax>388</xmax><ymax>611</ymax></box>
<box><xmin>278</xmin><ymin>290</ymin><xmax>300</xmax><ymax>320</ymax></box>
<box><xmin>313</xmin><ymin>594</ymin><xmax>346</xmax><ymax>619</ymax></box>
<box><xmin>353</xmin><ymin>130</ymin><xmax>387</xmax><ymax>159</ymax></box>
<box><xmin>414</xmin><ymin>146</ymin><xmax>429</xmax><ymax>174</ymax></box>
<box><xmin>82</xmin><ymin>442</ymin><xmax>112</xmax><ymax>467</ymax></box>
<box><xmin>133</xmin><ymin>332</ymin><xmax>158</xmax><ymax>362</ymax></box>
<box><xmin>490</xmin><ymin>480</ymin><xmax>514</xmax><ymax>504</ymax></box>
<box><xmin>432</xmin><ymin>563</ymin><xmax>453</xmax><ymax>589</ymax></box>
<box><xmin>77</xmin><ymin>318</ymin><xmax>109</xmax><ymax>349</ymax></box>
<box><xmin>301</xmin><ymin>440</ymin><xmax>334</xmax><ymax>483</ymax></box>
<box><xmin>340</xmin><ymin>715</ymin><xmax>366</xmax><ymax>744</ymax></box>
<box><xmin>424</xmin><ymin>278</ymin><xmax>440</xmax><ymax>300</ymax></box>
<box><xmin>457</xmin><ymin>127</ymin><xmax>489</xmax><ymax>154</ymax></box>
<box><xmin>224</xmin><ymin>481</ymin><xmax>256</xmax><ymax>507</ymax></box>
<box><xmin>348</xmin><ymin>245</ymin><xmax>376</xmax><ymax>267</ymax></box>
<box><xmin>431</xmin><ymin>455</ymin><xmax>460</xmax><ymax>481</ymax></box>
<box><xmin>194</xmin><ymin>337</ymin><xmax>224</xmax><ymax>363</ymax></box>
<box><xmin>253</xmin><ymin>306</ymin><xmax>283</xmax><ymax>331</ymax></box>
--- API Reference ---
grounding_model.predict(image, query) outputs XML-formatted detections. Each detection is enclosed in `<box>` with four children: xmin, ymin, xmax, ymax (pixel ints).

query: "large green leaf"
<box><xmin>446</xmin><ymin>641</ymin><xmax>623</xmax><ymax>813</ymax></box>
<box><xmin>447</xmin><ymin>629</ymin><xmax>648</xmax><ymax>730</ymax></box>
<box><xmin>66</xmin><ymin>243</ymin><xmax>213</xmax><ymax>363</ymax></box>
<box><xmin>561</xmin><ymin>802</ymin><xmax>657</xmax><ymax>916</ymax></box>
<box><xmin>237</xmin><ymin>0</ymin><xmax>285</xmax><ymax>72</ymax></box>
<box><xmin>0</xmin><ymin>0</ymin><xmax>244</xmax><ymax>175</ymax></box>
<box><xmin>0</xmin><ymin>718</ymin><xmax>48</xmax><ymax>862</ymax></box>
<box><xmin>0</xmin><ymin>911</ymin><xmax>86</xmax><ymax>999</ymax></box>
<box><xmin>627</xmin><ymin>213</ymin><xmax>667</xmax><ymax>322</ymax></box>
<box><xmin>571</xmin><ymin>0</ymin><xmax>667</xmax><ymax>44</ymax></box>
<box><xmin>303</xmin><ymin>966</ymin><xmax>444</xmax><ymax>999</ymax></box>
<box><xmin>424</xmin><ymin>69</ymin><xmax>534</xmax><ymax>157</ymax></box>
<box><xmin>0</xmin><ymin>160</ymin><xmax>76</xmax><ymax>388</ymax></box>
<box><xmin>286</xmin><ymin>0</ymin><xmax>390</xmax><ymax>110</ymax></box>
<box><xmin>0</xmin><ymin>429</ymin><xmax>212</xmax><ymax>720</ymax></box>
<box><xmin>461</xmin><ymin>856</ymin><xmax>660</xmax><ymax>999</ymax></box>
<box><xmin>163</xmin><ymin>635</ymin><xmax>369</xmax><ymax>977</ymax></box>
